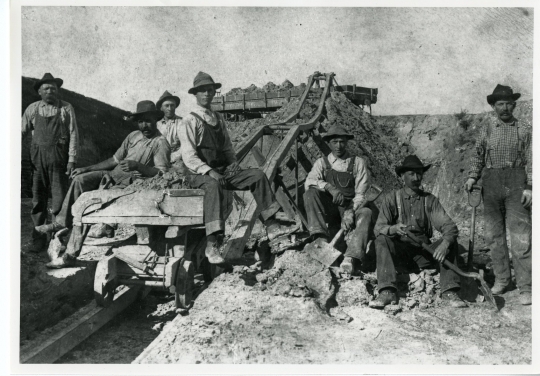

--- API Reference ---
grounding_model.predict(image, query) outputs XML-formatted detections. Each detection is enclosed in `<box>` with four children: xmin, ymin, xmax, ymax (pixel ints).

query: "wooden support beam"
<box><xmin>20</xmin><ymin>286</ymin><xmax>150</xmax><ymax>364</ymax></box>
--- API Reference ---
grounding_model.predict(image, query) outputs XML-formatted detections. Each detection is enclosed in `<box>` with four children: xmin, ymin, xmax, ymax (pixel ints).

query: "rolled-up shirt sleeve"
<box><xmin>63</xmin><ymin>103</ymin><xmax>79</xmax><ymax>164</ymax></box>
<box><xmin>304</xmin><ymin>158</ymin><xmax>329</xmax><ymax>191</ymax></box>
<box><xmin>180</xmin><ymin>115</ymin><xmax>212</xmax><ymax>175</ymax></box>
<box><xmin>374</xmin><ymin>192</ymin><xmax>397</xmax><ymax>236</ymax></box>
<box><xmin>428</xmin><ymin>196</ymin><xmax>458</xmax><ymax>244</ymax></box>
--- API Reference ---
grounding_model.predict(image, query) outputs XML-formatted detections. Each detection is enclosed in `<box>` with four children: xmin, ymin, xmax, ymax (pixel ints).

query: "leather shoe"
<box><xmin>340</xmin><ymin>257</ymin><xmax>357</xmax><ymax>274</ymax></box>
<box><xmin>369</xmin><ymin>288</ymin><xmax>397</xmax><ymax>309</ymax></box>
<box><xmin>46</xmin><ymin>254</ymin><xmax>76</xmax><ymax>269</ymax></box>
<box><xmin>441</xmin><ymin>290</ymin><xmax>467</xmax><ymax>308</ymax></box>
<box><xmin>491</xmin><ymin>281</ymin><xmax>510</xmax><ymax>295</ymax></box>
<box><xmin>35</xmin><ymin>222</ymin><xmax>65</xmax><ymax>235</ymax></box>
<box><xmin>519</xmin><ymin>291</ymin><xmax>532</xmax><ymax>306</ymax></box>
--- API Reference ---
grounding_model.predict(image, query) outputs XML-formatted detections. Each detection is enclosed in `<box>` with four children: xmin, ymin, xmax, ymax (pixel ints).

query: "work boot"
<box><xmin>265</xmin><ymin>218</ymin><xmax>298</xmax><ymax>242</ymax></box>
<box><xmin>205</xmin><ymin>234</ymin><xmax>225</xmax><ymax>265</ymax></box>
<box><xmin>340</xmin><ymin>256</ymin><xmax>357</xmax><ymax>275</ymax></box>
<box><xmin>45</xmin><ymin>254</ymin><xmax>76</xmax><ymax>269</ymax></box>
<box><xmin>35</xmin><ymin>222</ymin><xmax>65</xmax><ymax>235</ymax></box>
<box><xmin>519</xmin><ymin>291</ymin><xmax>532</xmax><ymax>306</ymax></box>
<box><xmin>369</xmin><ymin>288</ymin><xmax>398</xmax><ymax>309</ymax></box>
<box><xmin>441</xmin><ymin>290</ymin><xmax>467</xmax><ymax>308</ymax></box>
<box><xmin>88</xmin><ymin>223</ymin><xmax>115</xmax><ymax>238</ymax></box>
<box><xmin>491</xmin><ymin>281</ymin><xmax>510</xmax><ymax>295</ymax></box>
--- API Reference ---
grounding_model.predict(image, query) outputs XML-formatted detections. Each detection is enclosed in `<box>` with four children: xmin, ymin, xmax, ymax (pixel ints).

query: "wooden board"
<box><xmin>82</xmin><ymin>216</ymin><xmax>204</xmax><ymax>226</ymax></box>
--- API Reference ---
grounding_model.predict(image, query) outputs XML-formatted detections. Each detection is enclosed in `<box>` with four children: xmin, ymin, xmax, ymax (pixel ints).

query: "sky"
<box><xmin>21</xmin><ymin>6</ymin><xmax>533</xmax><ymax>116</ymax></box>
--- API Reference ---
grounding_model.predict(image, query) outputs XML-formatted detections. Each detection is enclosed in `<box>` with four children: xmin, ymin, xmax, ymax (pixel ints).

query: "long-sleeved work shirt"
<box><xmin>21</xmin><ymin>100</ymin><xmax>79</xmax><ymax>163</ymax></box>
<box><xmin>179</xmin><ymin>105</ymin><xmax>236</xmax><ymax>175</ymax></box>
<box><xmin>374</xmin><ymin>188</ymin><xmax>458</xmax><ymax>244</ymax></box>
<box><xmin>305</xmin><ymin>152</ymin><xmax>370</xmax><ymax>210</ymax></box>
<box><xmin>468</xmin><ymin>115</ymin><xmax>532</xmax><ymax>189</ymax></box>
<box><xmin>113</xmin><ymin>130</ymin><xmax>171</xmax><ymax>172</ymax></box>
<box><xmin>157</xmin><ymin>115</ymin><xmax>183</xmax><ymax>163</ymax></box>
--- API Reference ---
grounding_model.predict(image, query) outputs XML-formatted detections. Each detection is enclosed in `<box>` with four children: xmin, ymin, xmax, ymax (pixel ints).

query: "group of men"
<box><xmin>22</xmin><ymin>72</ymin><xmax>532</xmax><ymax>307</ymax></box>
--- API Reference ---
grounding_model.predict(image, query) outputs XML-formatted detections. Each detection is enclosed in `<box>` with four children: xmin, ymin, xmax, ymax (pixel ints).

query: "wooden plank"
<box><xmin>234</xmin><ymin>125</ymin><xmax>266</xmax><ymax>162</ymax></box>
<box><xmin>82</xmin><ymin>216</ymin><xmax>203</xmax><ymax>226</ymax></box>
<box><xmin>20</xmin><ymin>286</ymin><xmax>149</xmax><ymax>364</ymax></box>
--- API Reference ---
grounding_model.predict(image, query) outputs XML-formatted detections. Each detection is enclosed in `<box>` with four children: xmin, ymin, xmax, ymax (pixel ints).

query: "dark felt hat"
<box><xmin>188</xmin><ymin>72</ymin><xmax>222</xmax><ymax>94</ymax></box>
<box><xmin>127</xmin><ymin>100</ymin><xmax>164</xmax><ymax>121</ymax></box>
<box><xmin>487</xmin><ymin>84</ymin><xmax>521</xmax><ymax>105</ymax></box>
<box><xmin>156</xmin><ymin>90</ymin><xmax>180</xmax><ymax>109</ymax></box>
<box><xmin>34</xmin><ymin>73</ymin><xmax>63</xmax><ymax>92</ymax></box>
<box><xmin>395</xmin><ymin>155</ymin><xmax>431</xmax><ymax>176</ymax></box>
<box><xmin>322</xmin><ymin>125</ymin><xmax>354</xmax><ymax>141</ymax></box>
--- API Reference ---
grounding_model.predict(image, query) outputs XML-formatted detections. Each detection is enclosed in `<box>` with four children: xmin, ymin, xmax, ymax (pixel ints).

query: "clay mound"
<box><xmin>224</xmin><ymin>80</ymin><xmax>305</xmax><ymax>96</ymax></box>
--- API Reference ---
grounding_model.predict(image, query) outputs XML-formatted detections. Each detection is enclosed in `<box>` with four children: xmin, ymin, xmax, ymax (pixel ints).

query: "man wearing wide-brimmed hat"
<box><xmin>304</xmin><ymin>125</ymin><xmax>378</xmax><ymax>275</ymax></box>
<box><xmin>156</xmin><ymin>90</ymin><xmax>183</xmax><ymax>163</ymax></box>
<box><xmin>22</xmin><ymin>73</ymin><xmax>79</xmax><ymax>253</ymax></box>
<box><xmin>180</xmin><ymin>72</ymin><xmax>292</xmax><ymax>264</ymax></box>
<box><xmin>37</xmin><ymin>100</ymin><xmax>171</xmax><ymax>269</ymax></box>
<box><xmin>464</xmin><ymin>84</ymin><xmax>532</xmax><ymax>305</ymax></box>
<box><xmin>370</xmin><ymin>155</ymin><xmax>466</xmax><ymax>309</ymax></box>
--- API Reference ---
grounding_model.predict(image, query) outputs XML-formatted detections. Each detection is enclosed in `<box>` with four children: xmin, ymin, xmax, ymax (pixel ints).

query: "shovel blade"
<box><xmin>477</xmin><ymin>277</ymin><xmax>498</xmax><ymax>310</ymax></box>
<box><xmin>305</xmin><ymin>239</ymin><xmax>342</xmax><ymax>267</ymax></box>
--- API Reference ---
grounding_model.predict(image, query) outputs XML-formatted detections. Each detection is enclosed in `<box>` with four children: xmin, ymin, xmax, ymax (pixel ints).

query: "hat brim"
<box><xmin>188</xmin><ymin>83</ymin><xmax>222</xmax><ymax>95</ymax></box>
<box><xmin>487</xmin><ymin>93</ymin><xmax>521</xmax><ymax>105</ymax></box>
<box><xmin>156</xmin><ymin>96</ymin><xmax>180</xmax><ymax>109</ymax></box>
<box><xmin>322</xmin><ymin>134</ymin><xmax>354</xmax><ymax>141</ymax></box>
<box><xmin>128</xmin><ymin>110</ymin><xmax>164</xmax><ymax>121</ymax></box>
<box><xmin>34</xmin><ymin>78</ymin><xmax>63</xmax><ymax>93</ymax></box>
<box><xmin>395</xmin><ymin>164</ymin><xmax>431</xmax><ymax>176</ymax></box>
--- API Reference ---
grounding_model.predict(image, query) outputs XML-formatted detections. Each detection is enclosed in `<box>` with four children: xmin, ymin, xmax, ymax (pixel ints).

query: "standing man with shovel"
<box><xmin>464</xmin><ymin>84</ymin><xmax>532</xmax><ymax>306</ymax></box>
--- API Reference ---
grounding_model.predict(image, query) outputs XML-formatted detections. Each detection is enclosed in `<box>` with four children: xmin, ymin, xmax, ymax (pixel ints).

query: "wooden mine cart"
<box><xmin>77</xmin><ymin>188</ymin><xmax>214</xmax><ymax>309</ymax></box>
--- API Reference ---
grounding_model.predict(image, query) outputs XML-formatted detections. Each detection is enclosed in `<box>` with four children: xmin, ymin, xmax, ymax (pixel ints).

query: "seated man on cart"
<box><xmin>180</xmin><ymin>71</ymin><xmax>294</xmax><ymax>265</ymax></box>
<box><xmin>36</xmin><ymin>100</ymin><xmax>171</xmax><ymax>269</ymax></box>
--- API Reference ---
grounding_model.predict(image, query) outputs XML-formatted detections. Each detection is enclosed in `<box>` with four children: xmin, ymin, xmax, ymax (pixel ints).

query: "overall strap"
<box><xmin>485</xmin><ymin>121</ymin><xmax>494</xmax><ymax>168</ymax></box>
<box><xmin>323</xmin><ymin>155</ymin><xmax>332</xmax><ymax>171</ymax></box>
<box><xmin>395</xmin><ymin>190</ymin><xmax>403</xmax><ymax>224</ymax></box>
<box><xmin>190</xmin><ymin>112</ymin><xmax>206</xmax><ymax>124</ymax></box>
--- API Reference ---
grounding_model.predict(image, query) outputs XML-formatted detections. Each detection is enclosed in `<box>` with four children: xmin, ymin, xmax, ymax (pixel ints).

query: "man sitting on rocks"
<box><xmin>303</xmin><ymin>125</ymin><xmax>378</xmax><ymax>275</ymax></box>
<box><xmin>36</xmin><ymin>100</ymin><xmax>171</xmax><ymax>268</ymax></box>
<box><xmin>180</xmin><ymin>71</ymin><xmax>293</xmax><ymax>265</ymax></box>
<box><xmin>370</xmin><ymin>155</ymin><xmax>466</xmax><ymax>309</ymax></box>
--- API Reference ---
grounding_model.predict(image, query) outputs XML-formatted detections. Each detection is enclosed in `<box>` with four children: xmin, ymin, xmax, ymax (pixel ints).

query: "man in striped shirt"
<box><xmin>464</xmin><ymin>84</ymin><xmax>532</xmax><ymax>306</ymax></box>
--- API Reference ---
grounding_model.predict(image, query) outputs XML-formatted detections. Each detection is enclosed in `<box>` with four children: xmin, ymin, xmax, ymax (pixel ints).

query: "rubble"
<box><xmin>225</xmin><ymin>80</ymin><xmax>305</xmax><ymax>96</ymax></box>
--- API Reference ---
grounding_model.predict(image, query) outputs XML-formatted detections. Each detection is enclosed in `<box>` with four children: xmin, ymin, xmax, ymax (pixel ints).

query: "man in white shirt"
<box><xmin>156</xmin><ymin>90</ymin><xmax>183</xmax><ymax>163</ymax></box>
<box><xmin>180</xmin><ymin>72</ymin><xmax>291</xmax><ymax>265</ymax></box>
<box><xmin>304</xmin><ymin>125</ymin><xmax>378</xmax><ymax>274</ymax></box>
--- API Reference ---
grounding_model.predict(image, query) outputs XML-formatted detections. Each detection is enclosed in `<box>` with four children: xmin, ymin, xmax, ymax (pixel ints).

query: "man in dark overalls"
<box><xmin>465</xmin><ymin>84</ymin><xmax>532</xmax><ymax>306</ymax></box>
<box><xmin>180</xmin><ymin>72</ymin><xmax>290</xmax><ymax>264</ymax></box>
<box><xmin>303</xmin><ymin>125</ymin><xmax>378</xmax><ymax>274</ymax></box>
<box><xmin>22</xmin><ymin>73</ymin><xmax>79</xmax><ymax>253</ymax></box>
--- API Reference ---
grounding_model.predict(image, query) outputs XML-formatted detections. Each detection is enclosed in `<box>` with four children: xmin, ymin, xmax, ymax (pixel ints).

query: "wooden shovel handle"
<box><xmin>329</xmin><ymin>228</ymin><xmax>345</xmax><ymax>247</ymax></box>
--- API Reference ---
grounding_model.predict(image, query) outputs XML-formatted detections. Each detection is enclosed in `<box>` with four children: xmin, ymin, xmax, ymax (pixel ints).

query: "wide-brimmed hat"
<box><xmin>188</xmin><ymin>71</ymin><xmax>222</xmax><ymax>95</ymax></box>
<box><xmin>322</xmin><ymin>125</ymin><xmax>354</xmax><ymax>141</ymax></box>
<box><xmin>395</xmin><ymin>155</ymin><xmax>431</xmax><ymax>176</ymax></box>
<box><xmin>127</xmin><ymin>100</ymin><xmax>164</xmax><ymax>121</ymax></box>
<box><xmin>156</xmin><ymin>90</ymin><xmax>180</xmax><ymax>109</ymax></box>
<box><xmin>34</xmin><ymin>73</ymin><xmax>63</xmax><ymax>92</ymax></box>
<box><xmin>487</xmin><ymin>84</ymin><xmax>521</xmax><ymax>105</ymax></box>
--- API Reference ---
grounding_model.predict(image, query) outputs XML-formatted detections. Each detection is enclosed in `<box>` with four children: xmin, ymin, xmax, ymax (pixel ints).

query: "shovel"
<box><xmin>306</xmin><ymin>184</ymin><xmax>383</xmax><ymax>267</ymax></box>
<box><xmin>404</xmin><ymin>229</ymin><xmax>498</xmax><ymax>310</ymax></box>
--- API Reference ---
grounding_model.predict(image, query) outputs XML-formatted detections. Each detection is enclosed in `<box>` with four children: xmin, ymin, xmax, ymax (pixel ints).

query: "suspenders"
<box><xmin>395</xmin><ymin>190</ymin><xmax>431</xmax><ymax>235</ymax></box>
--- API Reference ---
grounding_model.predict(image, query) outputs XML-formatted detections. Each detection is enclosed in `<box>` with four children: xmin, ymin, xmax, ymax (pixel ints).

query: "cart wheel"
<box><xmin>94</xmin><ymin>254</ymin><xmax>117</xmax><ymax>307</ymax></box>
<box><xmin>175</xmin><ymin>260</ymin><xmax>194</xmax><ymax>309</ymax></box>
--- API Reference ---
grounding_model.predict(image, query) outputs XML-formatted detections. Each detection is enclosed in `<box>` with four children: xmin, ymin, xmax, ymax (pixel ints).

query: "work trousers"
<box><xmin>304</xmin><ymin>187</ymin><xmax>378</xmax><ymax>260</ymax></box>
<box><xmin>187</xmin><ymin>169</ymin><xmax>280</xmax><ymax>235</ymax></box>
<box><xmin>483</xmin><ymin>168</ymin><xmax>531</xmax><ymax>292</ymax></box>
<box><xmin>31</xmin><ymin>155</ymin><xmax>69</xmax><ymax>241</ymax></box>
<box><xmin>374</xmin><ymin>235</ymin><xmax>461</xmax><ymax>293</ymax></box>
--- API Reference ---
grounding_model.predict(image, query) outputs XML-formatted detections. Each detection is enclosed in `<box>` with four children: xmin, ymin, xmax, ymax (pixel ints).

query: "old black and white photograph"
<box><xmin>10</xmin><ymin>1</ymin><xmax>538</xmax><ymax>373</ymax></box>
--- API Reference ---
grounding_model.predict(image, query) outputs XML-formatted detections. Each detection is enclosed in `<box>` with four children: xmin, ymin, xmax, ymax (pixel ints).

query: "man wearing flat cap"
<box><xmin>303</xmin><ymin>125</ymin><xmax>378</xmax><ymax>275</ymax></box>
<box><xmin>370</xmin><ymin>155</ymin><xmax>465</xmax><ymax>309</ymax></box>
<box><xmin>180</xmin><ymin>72</ymin><xmax>292</xmax><ymax>264</ymax></box>
<box><xmin>156</xmin><ymin>90</ymin><xmax>183</xmax><ymax>163</ymax></box>
<box><xmin>22</xmin><ymin>73</ymin><xmax>79</xmax><ymax>253</ymax></box>
<box><xmin>37</xmin><ymin>100</ymin><xmax>171</xmax><ymax>268</ymax></box>
<box><xmin>464</xmin><ymin>84</ymin><xmax>532</xmax><ymax>305</ymax></box>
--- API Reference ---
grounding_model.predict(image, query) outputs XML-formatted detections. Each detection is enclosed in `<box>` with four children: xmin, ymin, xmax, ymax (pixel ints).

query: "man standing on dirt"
<box><xmin>22</xmin><ymin>73</ymin><xmax>79</xmax><ymax>253</ymax></box>
<box><xmin>303</xmin><ymin>125</ymin><xmax>378</xmax><ymax>275</ymax></box>
<box><xmin>370</xmin><ymin>155</ymin><xmax>466</xmax><ymax>309</ymax></box>
<box><xmin>156</xmin><ymin>90</ymin><xmax>183</xmax><ymax>163</ymax></box>
<box><xmin>36</xmin><ymin>100</ymin><xmax>171</xmax><ymax>268</ymax></box>
<box><xmin>464</xmin><ymin>84</ymin><xmax>532</xmax><ymax>306</ymax></box>
<box><xmin>180</xmin><ymin>71</ymin><xmax>293</xmax><ymax>265</ymax></box>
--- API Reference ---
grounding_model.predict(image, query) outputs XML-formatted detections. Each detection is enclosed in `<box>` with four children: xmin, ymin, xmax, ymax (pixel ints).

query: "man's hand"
<box><xmin>521</xmin><ymin>189</ymin><xmax>532</xmax><ymax>209</ymax></box>
<box><xmin>341</xmin><ymin>209</ymin><xmax>355</xmax><ymax>233</ymax></box>
<box><xmin>70</xmin><ymin>166</ymin><xmax>90</xmax><ymax>179</ymax></box>
<box><xmin>209</xmin><ymin>169</ymin><xmax>227</xmax><ymax>187</ymax></box>
<box><xmin>389</xmin><ymin>223</ymin><xmax>407</xmax><ymax>236</ymax></box>
<box><xmin>119</xmin><ymin>160</ymin><xmax>140</xmax><ymax>172</ymax></box>
<box><xmin>66</xmin><ymin>162</ymin><xmax>75</xmax><ymax>177</ymax></box>
<box><xmin>432</xmin><ymin>239</ymin><xmax>451</xmax><ymax>263</ymax></box>
<box><xmin>227</xmin><ymin>161</ymin><xmax>241</xmax><ymax>175</ymax></box>
<box><xmin>464</xmin><ymin>178</ymin><xmax>477</xmax><ymax>192</ymax></box>
<box><xmin>326</xmin><ymin>184</ymin><xmax>345</xmax><ymax>206</ymax></box>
